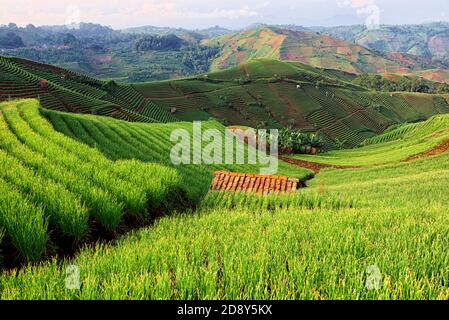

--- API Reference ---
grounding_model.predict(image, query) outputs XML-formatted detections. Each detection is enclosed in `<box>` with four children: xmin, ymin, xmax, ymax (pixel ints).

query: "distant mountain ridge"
<box><xmin>319</xmin><ymin>22</ymin><xmax>449</xmax><ymax>67</ymax></box>
<box><xmin>1</xmin><ymin>21</ymin><xmax>449</xmax><ymax>83</ymax></box>
<box><xmin>203</xmin><ymin>26</ymin><xmax>449</xmax><ymax>83</ymax></box>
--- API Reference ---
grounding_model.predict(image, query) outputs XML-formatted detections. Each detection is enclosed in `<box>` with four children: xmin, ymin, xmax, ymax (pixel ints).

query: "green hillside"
<box><xmin>1</xmin><ymin>100</ymin><xmax>449</xmax><ymax>299</ymax></box>
<box><xmin>1</xmin><ymin>56</ymin><xmax>448</xmax><ymax>149</ymax></box>
<box><xmin>134</xmin><ymin>59</ymin><xmax>449</xmax><ymax>148</ymax></box>
<box><xmin>0</xmin><ymin>56</ymin><xmax>177</xmax><ymax>123</ymax></box>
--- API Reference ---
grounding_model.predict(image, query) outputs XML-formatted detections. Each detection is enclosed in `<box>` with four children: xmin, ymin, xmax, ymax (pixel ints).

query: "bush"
<box><xmin>279</xmin><ymin>128</ymin><xmax>324</xmax><ymax>155</ymax></box>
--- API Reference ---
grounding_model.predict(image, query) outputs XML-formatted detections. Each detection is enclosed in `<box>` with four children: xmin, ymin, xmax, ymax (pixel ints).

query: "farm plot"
<box><xmin>0</xmin><ymin>99</ymin><xmax>183</xmax><ymax>263</ymax></box>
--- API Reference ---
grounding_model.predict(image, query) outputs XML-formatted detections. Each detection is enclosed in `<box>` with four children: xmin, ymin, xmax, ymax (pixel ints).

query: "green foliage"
<box><xmin>0</xmin><ymin>56</ymin><xmax>177</xmax><ymax>123</ymax></box>
<box><xmin>438</xmin><ymin>83</ymin><xmax>449</xmax><ymax>94</ymax></box>
<box><xmin>1</xmin><ymin>99</ymin><xmax>449</xmax><ymax>299</ymax></box>
<box><xmin>135</xmin><ymin>34</ymin><xmax>185</xmax><ymax>52</ymax></box>
<box><xmin>279</xmin><ymin>127</ymin><xmax>324</xmax><ymax>154</ymax></box>
<box><xmin>353</xmin><ymin>73</ymin><xmax>442</xmax><ymax>93</ymax></box>
<box><xmin>0</xmin><ymin>32</ymin><xmax>25</xmax><ymax>49</ymax></box>
<box><xmin>293</xmin><ymin>114</ymin><xmax>449</xmax><ymax>167</ymax></box>
<box><xmin>2</xmin><ymin>141</ymin><xmax>449</xmax><ymax>298</ymax></box>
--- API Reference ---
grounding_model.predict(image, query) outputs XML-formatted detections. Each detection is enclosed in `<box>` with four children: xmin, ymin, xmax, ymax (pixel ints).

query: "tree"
<box><xmin>438</xmin><ymin>83</ymin><xmax>449</xmax><ymax>94</ymax></box>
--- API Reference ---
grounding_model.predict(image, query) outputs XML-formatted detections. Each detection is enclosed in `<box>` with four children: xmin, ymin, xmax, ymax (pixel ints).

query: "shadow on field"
<box><xmin>0</xmin><ymin>187</ymin><xmax>194</xmax><ymax>271</ymax></box>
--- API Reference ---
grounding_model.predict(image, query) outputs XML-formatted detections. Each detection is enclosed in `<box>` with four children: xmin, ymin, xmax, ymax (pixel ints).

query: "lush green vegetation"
<box><xmin>0</xmin><ymin>32</ymin><xmax>25</xmax><ymax>49</ymax></box>
<box><xmin>353</xmin><ymin>73</ymin><xmax>449</xmax><ymax>94</ymax></box>
<box><xmin>0</xmin><ymin>99</ymin><xmax>310</xmax><ymax>263</ymax></box>
<box><xmin>0</xmin><ymin>100</ymin><xmax>186</xmax><ymax>262</ymax></box>
<box><xmin>135</xmin><ymin>34</ymin><xmax>185</xmax><ymax>51</ymax></box>
<box><xmin>1</xmin><ymin>21</ymin><xmax>449</xmax><ymax>301</ymax></box>
<box><xmin>1</xmin><ymin>55</ymin><xmax>448</xmax><ymax>150</ymax></box>
<box><xmin>3</xmin><ymin>23</ymin><xmax>449</xmax><ymax>83</ymax></box>
<box><xmin>0</xmin><ymin>23</ymin><xmax>222</xmax><ymax>82</ymax></box>
<box><xmin>1</xmin><ymin>106</ymin><xmax>448</xmax><ymax>299</ymax></box>
<box><xmin>278</xmin><ymin>128</ymin><xmax>324</xmax><ymax>155</ymax></box>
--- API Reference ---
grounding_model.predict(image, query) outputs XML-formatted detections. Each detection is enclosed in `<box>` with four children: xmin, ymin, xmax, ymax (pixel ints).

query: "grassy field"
<box><xmin>0</xmin><ymin>100</ymin><xmax>448</xmax><ymax>299</ymax></box>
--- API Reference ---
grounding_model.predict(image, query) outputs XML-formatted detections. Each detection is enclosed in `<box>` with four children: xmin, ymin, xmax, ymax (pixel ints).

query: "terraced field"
<box><xmin>0</xmin><ymin>56</ymin><xmax>176</xmax><ymax>123</ymax></box>
<box><xmin>2</xmin><ymin>56</ymin><xmax>448</xmax><ymax>149</ymax></box>
<box><xmin>0</xmin><ymin>99</ymin><xmax>310</xmax><ymax>264</ymax></box>
<box><xmin>1</xmin><ymin>101</ymin><xmax>448</xmax><ymax>299</ymax></box>
<box><xmin>290</xmin><ymin>114</ymin><xmax>449</xmax><ymax>166</ymax></box>
<box><xmin>135</xmin><ymin>59</ymin><xmax>449</xmax><ymax>148</ymax></box>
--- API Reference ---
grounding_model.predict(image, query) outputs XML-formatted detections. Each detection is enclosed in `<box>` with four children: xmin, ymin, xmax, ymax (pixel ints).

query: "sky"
<box><xmin>0</xmin><ymin>0</ymin><xmax>448</xmax><ymax>30</ymax></box>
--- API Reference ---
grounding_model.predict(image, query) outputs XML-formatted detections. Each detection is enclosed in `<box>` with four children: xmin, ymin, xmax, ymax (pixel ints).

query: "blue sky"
<box><xmin>1</xmin><ymin>0</ymin><xmax>448</xmax><ymax>29</ymax></box>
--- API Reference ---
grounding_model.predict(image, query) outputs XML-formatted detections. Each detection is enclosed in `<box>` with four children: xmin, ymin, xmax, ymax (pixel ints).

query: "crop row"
<box><xmin>0</xmin><ymin>100</ymin><xmax>182</xmax><ymax>262</ymax></box>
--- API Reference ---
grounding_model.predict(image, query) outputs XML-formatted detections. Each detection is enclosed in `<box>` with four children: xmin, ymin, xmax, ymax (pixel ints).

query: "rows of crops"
<box><xmin>0</xmin><ymin>56</ymin><xmax>177</xmax><ymax>124</ymax></box>
<box><xmin>41</xmin><ymin>103</ymin><xmax>311</xmax><ymax>203</ymax></box>
<box><xmin>0</xmin><ymin>99</ymin><xmax>183</xmax><ymax>262</ymax></box>
<box><xmin>131</xmin><ymin>59</ymin><xmax>449</xmax><ymax>149</ymax></box>
<box><xmin>293</xmin><ymin>113</ymin><xmax>449</xmax><ymax>166</ymax></box>
<box><xmin>364</xmin><ymin>114</ymin><xmax>449</xmax><ymax>145</ymax></box>
<box><xmin>1</xmin><ymin>112</ymin><xmax>449</xmax><ymax>299</ymax></box>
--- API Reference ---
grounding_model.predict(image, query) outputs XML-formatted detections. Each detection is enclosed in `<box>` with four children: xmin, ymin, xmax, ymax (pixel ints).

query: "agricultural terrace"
<box><xmin>134</xmin><ymin>59</ymin><xmax>449</xmax><ymax>149</ymax></box>
<box><xmin>0</xmin><ymin>56</ymin><xmax>176</xmax><ymax>124</ymax></box>
<box><xmin>291</xmin><ymin>114</ymin><xmax>449</xmax><ymax>166</ymax></box>
<box><xmin>0</xmin><ymin>99</ymin><xmax>310</xmax><ymax>264</ymax></box>
<box><xmin>1</xmin><ymin>108</ymin><xmax>448</xmax><ymax>299</ymax></box>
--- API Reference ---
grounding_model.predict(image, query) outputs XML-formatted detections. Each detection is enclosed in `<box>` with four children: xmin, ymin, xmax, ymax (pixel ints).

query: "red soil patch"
<box><xmin>402</xmin><ymin>139</ymin><xmax>449</xmax><ymax>162</ymax></box>
<box><xmin>279</xmin><ymin>156</ymin><xmax>359</xmax><ymax>174</ymax></box>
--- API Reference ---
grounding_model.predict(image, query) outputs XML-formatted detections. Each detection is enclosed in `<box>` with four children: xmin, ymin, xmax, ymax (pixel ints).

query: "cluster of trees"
<box><xmin>134</xmin><ymin>34</ymin><xmax>185</xmax><ymax>51</ymax></box>
<box><xmin>6</xmin><ymin>48</ymin><xmax>88</xmax><ymax>65</ymax></box>
<box><xmin>278</xmin><ymin>128</ymin><xmax>324</xmax><ymax>155</ymax></box>
<box><xmin>0</xmin><ymin>32</ymin><xmax>24</xmax><ymax>48</ymax></box>
<box><xmin>180</xmin><ymin>44</ymin><xmax>219</xmax><ymax>75</ymax></box>
<box><xmin>354</xmin><ymin>73</ymin><xmax>449</xmax><ymax>94</ymax></box>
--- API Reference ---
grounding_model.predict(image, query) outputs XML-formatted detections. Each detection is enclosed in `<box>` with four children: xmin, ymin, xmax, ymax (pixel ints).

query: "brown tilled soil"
<box><xmin>402</xmin><ymin>139</ymin><xmax>449</xmax><ymax>162</ymax></box>
<box><xmin>279</xmin><ymin>156</ymin><xmax>360</xmax><ymax>174</ymax></box>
